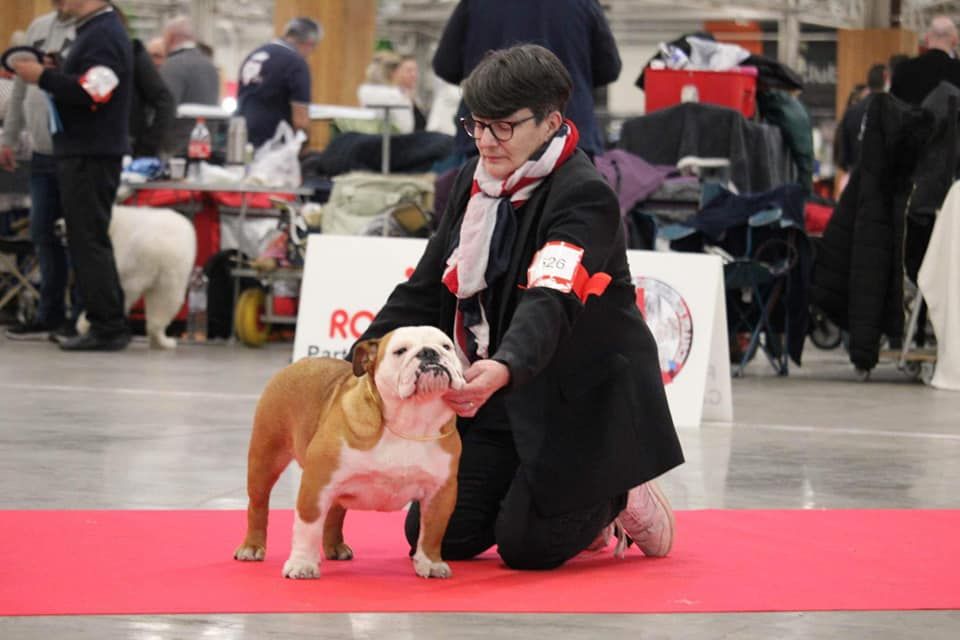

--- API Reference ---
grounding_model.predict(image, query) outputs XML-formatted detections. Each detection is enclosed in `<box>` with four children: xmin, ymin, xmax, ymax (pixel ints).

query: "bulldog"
<box><xmin>234</xmin><ymin>326</ymin><xmax>465</xmax><ymax>579</ymax></box>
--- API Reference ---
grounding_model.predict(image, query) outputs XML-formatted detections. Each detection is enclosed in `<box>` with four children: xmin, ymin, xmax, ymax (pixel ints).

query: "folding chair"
<box><xmin>0</xmin><ymin>235</ymin><xmax>40</xmax><ymax>322</ymax></box>
<box><xmin>722</xmin><ymin>208</ymin><xmax>802</xmax><ymax>376</ymax></box>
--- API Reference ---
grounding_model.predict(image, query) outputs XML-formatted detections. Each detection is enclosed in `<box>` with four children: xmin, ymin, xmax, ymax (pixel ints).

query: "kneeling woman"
<box><xmin>355</xmin><ymin>44</ymin><xmax>684</xmax><ymax>569</ymax></box>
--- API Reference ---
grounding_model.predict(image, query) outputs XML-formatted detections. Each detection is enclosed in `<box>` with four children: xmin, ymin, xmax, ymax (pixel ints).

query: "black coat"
<box><xmin>810</xmin><ymin>94</ymin><xmax>932</xmax><ymax>370</ymax></box>
<box><xmin>357</xmin><ymin>152</ymin><xmax>683</xmax><ymax>516</ymax></box>
<box><xmin>890</xmin><ymin>49</ymin><xmax>960</xmax><ymax>106</ymax></box>
<box><xmin>129</xmin><ymin>39</ymin><xmax>175</xmax><ymax>157</ymax></box>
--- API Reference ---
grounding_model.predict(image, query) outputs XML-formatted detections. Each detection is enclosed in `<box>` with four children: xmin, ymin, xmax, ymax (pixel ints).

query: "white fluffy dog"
<box><xmin>77</xmin><ymin>205</ymin><xmax>196</xmax><ymax>349</ymax></box>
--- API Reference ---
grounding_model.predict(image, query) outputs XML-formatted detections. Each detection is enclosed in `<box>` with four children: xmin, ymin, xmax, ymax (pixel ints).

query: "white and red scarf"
<box><xmin>442</xmin><ymin>119</ymin><xmax>580</xmax><ymax>363</ymax></box>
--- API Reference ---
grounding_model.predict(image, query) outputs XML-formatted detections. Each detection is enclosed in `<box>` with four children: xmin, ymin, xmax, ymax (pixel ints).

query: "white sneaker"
<box><xmin>613</xmin><ymin>480</ymin><xmax>675</xmax><ymax>558</ymax></box>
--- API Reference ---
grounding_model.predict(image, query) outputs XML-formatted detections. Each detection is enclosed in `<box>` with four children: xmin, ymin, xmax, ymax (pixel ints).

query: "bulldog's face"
<box><xmin>355</xmin><ymin>327</ymin><xmax>465</xmax><ymax>402</ymax></box>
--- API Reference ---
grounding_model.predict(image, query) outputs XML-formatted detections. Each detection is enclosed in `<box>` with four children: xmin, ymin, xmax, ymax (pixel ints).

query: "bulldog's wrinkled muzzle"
<box><xmin>396</xmin><ymin>346</ymin><xmax>465</xmax><ymax>399</ymax></box>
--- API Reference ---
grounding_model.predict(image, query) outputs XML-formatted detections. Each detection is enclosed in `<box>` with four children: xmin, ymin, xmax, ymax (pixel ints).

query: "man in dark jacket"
<box><xmin>129</xmin><ymin>37</ymin><xmax>175</xmax><ymax>157</ymax></box>
<box><xmin>432</xmin><ymin>0</ymin><xmax>621</xmax><ymax>158</ymax></box>
<box><xmin>237</xmin><ymin>18</ymin><xmax>319</xmax><ymax>148</ymax></box>
<box><xmin>890</xmin><ymin>15</ymin><xmax>960</xmax><ymax>106</ymax></box>
<box><xmin>12</xmin><ymin>0</ymin><xmax>132</xmax><ymax>350</ymax></box>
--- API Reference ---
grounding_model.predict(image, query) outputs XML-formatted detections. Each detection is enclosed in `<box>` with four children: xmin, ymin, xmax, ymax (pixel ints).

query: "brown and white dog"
<box><xmin>234</xmin><ymin>326</ymin><xmax>465</xmax><ymax>579</ymax></box>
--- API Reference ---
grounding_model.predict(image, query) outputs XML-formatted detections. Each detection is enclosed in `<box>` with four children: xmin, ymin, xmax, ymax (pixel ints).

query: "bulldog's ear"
<box><xmin>352</xmin><ymin>338</ymin><xmax>380</xmax><ymax>377</ymax></box>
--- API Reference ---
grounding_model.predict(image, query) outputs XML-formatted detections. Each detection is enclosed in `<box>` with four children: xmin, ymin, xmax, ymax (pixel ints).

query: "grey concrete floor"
<box><xmin>1</xmin><ymin>334</ymin><xmax>959</xmax><ymax>638</ymax></box>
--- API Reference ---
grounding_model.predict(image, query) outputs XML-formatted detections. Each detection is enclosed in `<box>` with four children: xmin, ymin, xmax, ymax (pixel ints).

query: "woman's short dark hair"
<box><xmin>462</xmin><ymin>44</ymin><xmax>573</xmax><ymax>122</ymax></box>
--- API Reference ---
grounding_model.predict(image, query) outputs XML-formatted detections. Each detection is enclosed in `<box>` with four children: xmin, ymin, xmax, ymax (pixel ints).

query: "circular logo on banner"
<box><xmin>633</xmin><ymin>276</ymin><xmax>693</xmax><ymax>384</ymax></box>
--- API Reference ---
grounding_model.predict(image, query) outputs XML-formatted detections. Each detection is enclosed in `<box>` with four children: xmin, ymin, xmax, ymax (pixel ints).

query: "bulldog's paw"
<box><xmin>324</xmin><ymin>542</ymin><xmax>354</xmax><ymax>560</ymax></box>
<box><xmin>282</xmin><ymin>558</ymin><xmax>321</xmax><ymax>579</ymax></box>
<box><xmin>412</xmin><ymin>553</ymin><xmax>452</xmax><ymax>579</ymax></box>
<box><xmin>233</xmin><ymin>544</ymin><xmax>265</xmax><ymax>561</ymax></box>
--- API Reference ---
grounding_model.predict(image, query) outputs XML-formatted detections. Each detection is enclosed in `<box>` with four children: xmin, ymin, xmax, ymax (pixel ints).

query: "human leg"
<box><xmin>28</xmin><ymin>154</ymin><xmax>69</xmax><ymax>328</ymax></box>
<box><xmin>4</xmin><ymin>156</ymin><xmax>68</xmax><ymax>339</ymax></box>
<box><xmin>405</xmin><ymin>424</ymin><xmax>518</xmax><ymax>560</ymax></box>
<box><xmin>494</xmin><ymin>471</ymin><xmax>625</xmax><ymax>570</ymax></box>
<box><xmin>56</xmin><ymin>156</ymin><xmax>129</xmax><ymax>345</ymax></box>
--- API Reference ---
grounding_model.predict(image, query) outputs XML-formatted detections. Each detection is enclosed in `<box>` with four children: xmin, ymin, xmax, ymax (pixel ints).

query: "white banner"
<box><xmin>625</xmin><ymin>250</ymin><xmax>732</xmax><ymax>426</ymax></box>
<box><xmin>293</xmin><ymin>236</ymin><xmax>732</xmax><ymax>427</ymax></box>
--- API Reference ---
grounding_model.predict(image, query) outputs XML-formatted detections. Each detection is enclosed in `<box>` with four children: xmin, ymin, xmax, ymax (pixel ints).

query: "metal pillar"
<box><xmin>778</xmin><ymin>0</ymin><xmax>801</xmax><ymax>72</ymax></box>
<box><xmin>191</xmin><ymin>0</ymin><xmax>217</xmax><ymax>48</ymax></box>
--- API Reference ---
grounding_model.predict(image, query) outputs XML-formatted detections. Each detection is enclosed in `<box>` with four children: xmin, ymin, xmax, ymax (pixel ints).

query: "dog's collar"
<box><xmin>366</xmin><ymin>376</ymin><xmax>456</xmax><ymax>442</ymax></box>
<box><xmin>384</xmin><ymin>421</ymin><xmax>457</xmax><ymax>442</ymax></box>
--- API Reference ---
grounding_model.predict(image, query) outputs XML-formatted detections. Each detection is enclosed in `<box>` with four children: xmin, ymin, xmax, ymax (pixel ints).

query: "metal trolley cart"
<box><xmin>230</xmin><ymin>196</ymin><xmax>317</xmax><ymax>347</ymax></box>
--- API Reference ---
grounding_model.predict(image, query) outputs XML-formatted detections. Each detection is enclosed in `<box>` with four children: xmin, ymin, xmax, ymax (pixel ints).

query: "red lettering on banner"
<box><xmin>330</xmin><ymin>309</ymin><xmax>375</xmax><ymax>339</ymax></box>
<box><xmin>330</xmin><ymin>309</ymin><xmax>349</xmax><ymax>338</ymax></box>
<box><xmin>351</xmin><ymin>311</ymin><xmax>374</xmax><ymax>338</ymax></box>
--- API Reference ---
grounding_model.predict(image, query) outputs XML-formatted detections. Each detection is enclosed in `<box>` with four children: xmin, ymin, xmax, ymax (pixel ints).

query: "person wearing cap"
<box><xmin>10</xmin><ymin>0</ymin><xmax>132</xmax><ymax>351</ymax></box>
<box><xmin>236</xmin><ymin>17</ymin><xmax>321</xmax><ymax>149</ymax></box>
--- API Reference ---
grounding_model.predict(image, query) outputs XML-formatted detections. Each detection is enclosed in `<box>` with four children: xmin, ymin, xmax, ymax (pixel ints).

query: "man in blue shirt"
<box><xmin>237</xmin><ymin>17</ymin><xmax>320</xmax><ymax>148</ymax></box>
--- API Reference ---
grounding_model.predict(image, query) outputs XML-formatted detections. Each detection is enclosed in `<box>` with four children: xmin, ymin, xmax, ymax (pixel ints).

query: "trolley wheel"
<box><xmin>901</xmin><ymin>360</ymin><xmax>922</xmax><ymax>380</ymax></box>
<box><xmin>235</xmin><ymin>287</ymin><xmax>270</xmax><ymax>347</ymax></box>
<box><xmin>809</xmin><ymin>310</ymin><xmax>842</xmax><ymax>350</ymax></box>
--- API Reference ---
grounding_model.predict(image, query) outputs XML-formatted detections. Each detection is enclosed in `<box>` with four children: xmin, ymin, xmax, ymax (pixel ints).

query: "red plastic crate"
<box><xmin>645</xmin><ymin>67</ymin><xmax>758</xmax><ymax>118</ymax></box>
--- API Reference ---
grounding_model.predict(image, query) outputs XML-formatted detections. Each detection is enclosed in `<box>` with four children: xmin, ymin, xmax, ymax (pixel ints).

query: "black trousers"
<box><xmin>405</xmin><ymin>418</ymin><xmax>626</xmax><ymax>570</ymax></box>
<box><xmin>57</xmin><ymin>156</ymin><xmax>128</xmax><ymax>337</ymax></box>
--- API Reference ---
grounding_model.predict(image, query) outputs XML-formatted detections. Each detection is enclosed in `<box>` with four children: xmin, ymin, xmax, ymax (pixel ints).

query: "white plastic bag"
<box><xmin>244</xmin><ymin>121</ymin><xmax>306</xmax><ymax>188</ymax></box>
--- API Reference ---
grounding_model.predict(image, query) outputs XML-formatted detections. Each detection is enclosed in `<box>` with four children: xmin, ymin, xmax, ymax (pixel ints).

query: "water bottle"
<box><xmin>186</xmin><ymin>265</ymin><xmax>208</xmax><ymax>342</ymax></box>
<box><xmin>187</xmin><ymin>117</ymin><xmax>211</xmax><ymax>181</ymax></box>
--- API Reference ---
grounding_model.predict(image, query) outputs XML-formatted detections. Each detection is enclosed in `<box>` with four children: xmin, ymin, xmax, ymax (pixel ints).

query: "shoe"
<box><xmin>48</xmin><ymin>322</ymin><xmax>79</xmax><ymax>345</ymax></box>
<box><xmin>4</xmin><ymin>320</ymin><xmax>57</xmax><ymax>341</ymax></box>
<box><xmin>613</xmin><ymin>480</ymin><xmax>675</xmax><ymax>558</ymax></box>
<box><xmin>59</xmin><ymin>331</ymin><xmax>130</xmax><ymax>352</ymax></box>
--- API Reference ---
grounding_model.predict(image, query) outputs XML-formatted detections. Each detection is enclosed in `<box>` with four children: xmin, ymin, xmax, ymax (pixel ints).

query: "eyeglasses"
<box><xmin>460</xmin><ymin>115</ymin><xmax>536</xmax><ymax>142</ymax></box>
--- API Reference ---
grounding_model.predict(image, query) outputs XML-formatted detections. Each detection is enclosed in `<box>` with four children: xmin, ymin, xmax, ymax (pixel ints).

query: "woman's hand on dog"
<box><xmin>444</xmin><ymin>359</ymin><xmax>511</xmax><ymax>418</ymax></box>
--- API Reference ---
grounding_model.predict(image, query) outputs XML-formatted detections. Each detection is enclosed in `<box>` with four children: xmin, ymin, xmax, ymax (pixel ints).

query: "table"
<box><xmin>125</xmin><ymin>181</ymin><xmax>314</xmax><ymax>255</ymax></box>
<box><xmin>177</xmin><ymin>102</ymin><xmax>410</xmax><ymax>174</ymax></box>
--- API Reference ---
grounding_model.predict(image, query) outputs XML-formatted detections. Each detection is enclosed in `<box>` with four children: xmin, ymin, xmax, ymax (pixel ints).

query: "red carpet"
<box><xmin>1</xmin><ymin>509</ymin><xmax>958</xmax><ymax>616</ymax></box>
